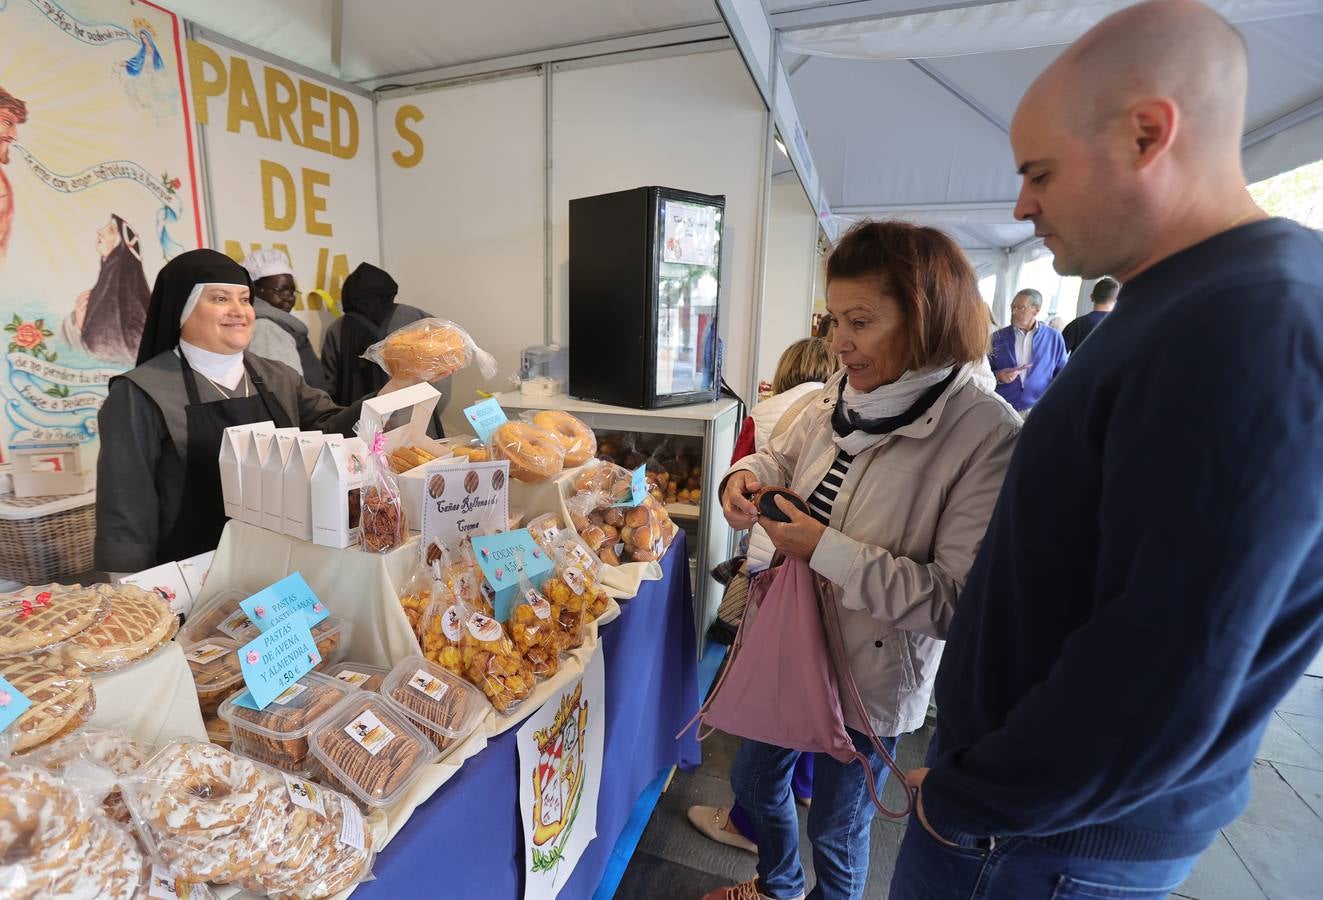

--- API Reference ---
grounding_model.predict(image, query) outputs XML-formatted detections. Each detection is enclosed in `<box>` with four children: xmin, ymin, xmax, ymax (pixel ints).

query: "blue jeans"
<box><xmin>888</xmin><ymin>818</ymin><xmax>1199</xmax><ymax>900</ymax></box>
<box><xmin>731</xmin><ymin>730</ymin><xmax>898</xmax><ymax>900</ymax></box>
<box><xmin>729</xmin><ymin>753</ymin><xmax>815</xmax><ymax>842</ymax></box>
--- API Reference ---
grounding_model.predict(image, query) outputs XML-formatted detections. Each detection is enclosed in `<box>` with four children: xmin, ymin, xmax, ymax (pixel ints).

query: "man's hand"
<box><xmin>995</xmin><ymin>366</ymin><xmax>1024</xmax><ymax>384</ymax></box>
<box><xmin>906</xmin><ymin>767</ymin><xmax>963</xmax><ymax>847</ymax></box>
<box><xmin>759</xmin><ymin>495</ymin><xmax>827</xmax><ymax>561</ymax></box>
<box><xmin>721</xmin><ymin>471</ymin><xmax>762</xmax><ymax>529</ymax></box>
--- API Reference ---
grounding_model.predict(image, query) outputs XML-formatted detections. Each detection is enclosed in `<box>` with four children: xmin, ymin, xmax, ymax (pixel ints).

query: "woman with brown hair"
<box><xmin>701</xmin><ymin>221</ymin><xmax>1021</xmax><ymax>900</ymax></box>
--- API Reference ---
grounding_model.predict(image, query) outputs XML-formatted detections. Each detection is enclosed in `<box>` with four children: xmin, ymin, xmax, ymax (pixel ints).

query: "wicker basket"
<box><xmin>0</xmin><ymin>492</ymin><xmax>96</xmax><ymax>585</ymax></box>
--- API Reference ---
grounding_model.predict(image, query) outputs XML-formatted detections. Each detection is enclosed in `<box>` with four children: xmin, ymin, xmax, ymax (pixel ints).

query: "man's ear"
<box><xmin>1129</xmin><ymin>97</ymin><xmax>1178</xmax><ymax>171</ymax></box>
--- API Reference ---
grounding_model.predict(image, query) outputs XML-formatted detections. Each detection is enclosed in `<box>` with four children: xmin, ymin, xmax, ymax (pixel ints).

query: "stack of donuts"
<box><xmin>484</xmin><ymin>411</ymin><xmax>597</xmax><ymax>483</ymax></box>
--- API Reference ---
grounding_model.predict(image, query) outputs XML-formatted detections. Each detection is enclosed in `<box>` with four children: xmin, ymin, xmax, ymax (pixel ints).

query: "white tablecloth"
<box><xmin>87</xmin><ymin>642</ymin><xmax>208</xmax><ymax>745</ymax></box>
<box><xmin>200</xmin><ymin>519</ymin><xmax>622</xmax><ymax>895</ymax></box>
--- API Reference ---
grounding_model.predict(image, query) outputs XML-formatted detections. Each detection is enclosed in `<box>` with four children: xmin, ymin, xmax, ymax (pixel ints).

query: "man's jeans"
<box><xmin>731</xmin><ymin>729</ymin><xmax>898</xmax><ymax>900</ymax></box>
<box><xmin>888</xmin><ymin>817</ymin><xmax>1200</xmax><ymax>900</ymax></box>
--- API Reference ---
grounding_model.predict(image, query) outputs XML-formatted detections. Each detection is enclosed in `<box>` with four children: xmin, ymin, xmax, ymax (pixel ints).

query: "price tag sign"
<box><xmin>0</xmin><ymin>675</ymin><xmax>32</xmax><ymax>731</ymax></box>
<box><xmin>470</xmin><ymin>529</ymin><xmax>555</xmax><ymax>621</ymax></box>
<box><xmin>240</xmin><ymin>573</ymin><xmax>329</xmax><ymax>632</ymax></box>
<box><xmin>420</xmin><ymin>458</ymin><xmax>510</xmax><ymax>551</ymax></box>
<box><xmin>463</xmin><ymin>398</ymin><xmax>508</xmax><ymax>443</ymax></box>
<box><xmin>612</xmin><ymin>465</ymin><xmax>649</xmax><ymax>507</ymax></box>
<box><xmin>233</xmin><ymin>618</ymin><xmax>321</xmax><ymax>709</ymax></box>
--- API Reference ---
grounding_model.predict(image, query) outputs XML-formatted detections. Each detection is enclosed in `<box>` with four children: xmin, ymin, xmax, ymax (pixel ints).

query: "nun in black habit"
<box><xmin>95</xmin><ymin>249</ymin><xmax>416</xmax><ymax>574</ymax></box>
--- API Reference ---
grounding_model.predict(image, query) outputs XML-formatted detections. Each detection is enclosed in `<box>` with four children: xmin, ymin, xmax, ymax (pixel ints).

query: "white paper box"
<box><xmin>261</xmin><ymin>430</ymin><xmax>299</xmax><ymax>532</ymax></box>
<box><xmin>177</xmin><ymin>550</ymin><xmax>214</xmax><ymax>602</ymax></box>
<box><xmin>360</xmin><ymin>382</ymin><xmax>451</xmax><ymax>529</ymax></box>
<box><xmin>311</xmin><ymin>437</ymin><xmax>368</xmax><ymax>549</ymax></box>
<box><xmin>11</xmin><ymin>443</ymin><xmax>97</xmax><ymax>498</ymax></box>
<box><xmin>239</xmin><ymin>424</ymin><xmax>276</xmax><ymax>526</ymax></box>
<box><xmin>283</xmin><ymin>432</ymin><xmax>331</xmax><ymax>540</ymax></box>
<box><xmin>219</xmin><ymin>422</ymin><xmax>271</xmax><ymax>520</ymax></box>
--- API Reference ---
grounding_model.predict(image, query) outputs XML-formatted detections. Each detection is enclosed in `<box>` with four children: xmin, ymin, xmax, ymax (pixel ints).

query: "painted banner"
<box><xmin>518</xmin><ymin>649</ymin><xmax>605</xmax><ymax>899</ymax></box>
<box><xmin>187</xmin><ymin>38</ymin><xmax>379</xmax><ymax>352</ymax></box>
<box><xmin>0</xmin><ymin>0</ymin><xmax>203</xmax><ymax>461</ymax></box>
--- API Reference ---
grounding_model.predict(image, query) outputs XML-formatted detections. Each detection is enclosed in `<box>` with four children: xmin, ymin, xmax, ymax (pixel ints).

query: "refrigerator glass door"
<box><xmin>655</xmin><ymin>199</ymin><xmax>721</xmax><ymax>399</ymax></box>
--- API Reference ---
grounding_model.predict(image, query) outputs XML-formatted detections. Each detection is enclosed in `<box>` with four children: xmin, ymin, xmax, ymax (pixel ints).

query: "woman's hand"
<box><xmin>760</xmin><ymin>495</ymin><xmax>826</xmax><ymax>562</ymax></box>
<box><xmin>721</xmin><ymin>471</ymin><xmax>762</xmax><ymax>529</ymax></box>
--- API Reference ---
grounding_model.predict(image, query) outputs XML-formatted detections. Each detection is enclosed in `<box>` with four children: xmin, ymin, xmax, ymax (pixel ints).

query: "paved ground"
<box><xmin>616</xmin><ymin>650</ymin><xmax>1323</xmax><ymax>900</ymax></box>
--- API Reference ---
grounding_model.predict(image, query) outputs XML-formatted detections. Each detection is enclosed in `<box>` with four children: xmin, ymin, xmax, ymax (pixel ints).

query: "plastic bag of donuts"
<box><xmin>357</xmin><ymin>417</ymin><xmax>407</xmax><ymax>553</ymax></box>
<box><xmin>489</xmin><ymin>420</ymin><xmax>566</xmax><ymax>484</ymax></box>
<box><xmin>364</xmin><ymin>316</ymin><xmax>497</xmax><ymax>383</ymax></box>
<box><xmin>505</xmin><ymin>550</ymin><xmax>560</xmax><ymax>678</ymax></box>
<box><xmin>120</xmin><ymin>739</ymin><xmax>376</xmax><ymax>896</ymax></box>
<box><xmin>521</xmin><ymin>410</ymin><xmax>597</xmax><ymax>468</ymax></box>
<box><xmin>25</xmin><ymin>727</ymin><xmax>154</xmax><ymax>824</ymax></box>
<box><xmin>0</xmin><ymin>763</ymin><xmax>150</xmax><ymax>898</ymax></box>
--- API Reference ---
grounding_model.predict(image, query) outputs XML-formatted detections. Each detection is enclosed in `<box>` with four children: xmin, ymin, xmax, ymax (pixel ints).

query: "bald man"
<box><xmin>890</xmin><ymin>3</ymin><xmax>1323</xmax><ymax>898</ymax></box>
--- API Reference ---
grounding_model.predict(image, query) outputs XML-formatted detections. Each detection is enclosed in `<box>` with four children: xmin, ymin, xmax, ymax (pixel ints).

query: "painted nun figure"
<box><xmin>95</xmin><ymin>249</ymin><xmax>416</xmax><ymax>574</ymax></box>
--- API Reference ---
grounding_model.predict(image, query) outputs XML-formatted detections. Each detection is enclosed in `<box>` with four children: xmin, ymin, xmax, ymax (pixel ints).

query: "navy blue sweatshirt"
<box><xmin>923</xmin><ymin>218</ymin><xmax>1323</xmax><ymax>861</ymax></box>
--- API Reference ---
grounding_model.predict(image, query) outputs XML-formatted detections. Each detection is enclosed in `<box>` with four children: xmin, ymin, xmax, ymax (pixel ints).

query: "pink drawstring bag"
<box><xmin>680</xmin><ymin>556</ymin><xmax>913</xmax><ymax>818</ymax></box>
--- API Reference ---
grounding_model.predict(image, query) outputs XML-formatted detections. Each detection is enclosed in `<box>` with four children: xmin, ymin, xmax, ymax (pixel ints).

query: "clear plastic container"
<box><xmin>178</xmin><ymin>588</ymin><xmax>257</xmax><ymax>645</ymax></box>
<box><xmin>183</xmin><ymin>637</ymin><xmax>244</xmax><ymax>717</ymax></box>
<box><xmin>204</xmin><ymin>716</ymin><xmax>232</xmax><ymax>749</ymax></box>
<box><xmin>218</xmin><ymin>671</ymin><xmax>351</xmax><ymax>773</ymax></box>
<box><xmin>310</xmin><ymin>616</ymin><xmax>353</xmax><ymax>668</ymax></box>
<box><xmin>309</xmin><ymin>691</ymin><xmax>438</xmax><ymax>809</ymax></box>
<box><xmin>381</xmin><ymin>655</ymin><xmax>489</xmax><ymax>755</ymax></box>
<box><xmin>323</xmin><ymin>661</ymin><xmax>390</xmax><ymax>693</ymax></box>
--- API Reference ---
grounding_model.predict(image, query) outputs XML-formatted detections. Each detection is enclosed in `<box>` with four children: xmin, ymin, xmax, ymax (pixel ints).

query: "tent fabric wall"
<box><xmin>758</xmin><ymin>180</ymin><xmax>819</xmax><ymax>387</ymax></box>
<box><xmin>550</xmin><ymin>49</ymin><xmax>769</xmax><ymax>401</ymax></box>
<box><xmin>376</xmin><ymin>74</ymin><xmax>546</xmax><ymax>435</ymax></box>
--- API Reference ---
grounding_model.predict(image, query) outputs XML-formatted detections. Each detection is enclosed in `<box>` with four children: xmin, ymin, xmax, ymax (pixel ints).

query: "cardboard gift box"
<box><xmin>261</xmin><ymin>430</ymin><xmax>300</xmax><ymax>533</ymax></box>
<box><xmin>310</xmin><ymin>436</ymin><xmax>369</xmax><ymax>549</ymax></box>
<box><xmin>218</xmin><ymin>421</ymin><xmax>272</xmax><ymax>520</ymax></box>
<box><xmin>358</xmin><ymin>383</ymin><xmax>449</xmax><ymax>530</ymax></box>
<box><xmin>10</xmin><ymin>443</ymin><xmax>97</xmax><ymax>498</ymax></box>
<box><xmin>283</xmin><ymin>431</ymin><xmax>330</xmax><ymax>540</ymax></box>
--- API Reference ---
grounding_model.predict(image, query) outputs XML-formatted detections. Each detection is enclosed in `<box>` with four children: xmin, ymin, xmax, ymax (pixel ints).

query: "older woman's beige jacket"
<box><xmin>726</xmin><ymin>362</ymin><xmax>1021</xmax><ymax>737</ymax></box>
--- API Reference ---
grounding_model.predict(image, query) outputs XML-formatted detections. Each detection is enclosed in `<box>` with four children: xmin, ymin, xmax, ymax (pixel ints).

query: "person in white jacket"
<box><xmin>691</xmin><ymin>337</ymin><xmax>838</xmax><ymax>854</ymax></box>
<box><xmin>702</xmin><ymin>220</ymin><xmax>1021</xmax><ymax>900</ymax></box>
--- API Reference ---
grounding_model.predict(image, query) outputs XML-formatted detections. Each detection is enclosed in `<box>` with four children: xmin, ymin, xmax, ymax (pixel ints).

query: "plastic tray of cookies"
<box><xmin>310</xmin><ymin>616</ymin><xmax>353</xmax><ymax>669</ymax></box>
<box><xmin>219</xmin><ymin>672</ymin><xmax>352</xmax><ymax>772</ymax></box>
<box><xmin>381</xmin><ymin>655</ymin><xmax>489</xmax><ymax>756</ymax></box>
<box><xmin>183</xmin><ymin>638</ymin><xmax>245</xmax><ymax>717</ymax></box>
<box><xmin>323</xmin><ymin>661</ymin><xmax>390</xmax><ymax>693</ymax></box>
<box><xmin>309</xmin><ymin>691</ymin><xmax>439</xmax><ymax>809</ymax></box>
<box><xmin>205</xmin><ymin>716</ymin><xmax>232</xmax><ymax>749</ymax></box>
<box><xmin>178</xmin><ymin>588</ymin><xmax>259</xmax><ymax>645</ymax></box>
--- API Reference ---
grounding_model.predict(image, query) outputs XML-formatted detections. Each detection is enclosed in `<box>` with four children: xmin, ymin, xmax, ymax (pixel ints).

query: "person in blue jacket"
<box><xmin>988</xmin><ymin>288</ymin><xmax>1067</xmax><ymax>412</ymax></box>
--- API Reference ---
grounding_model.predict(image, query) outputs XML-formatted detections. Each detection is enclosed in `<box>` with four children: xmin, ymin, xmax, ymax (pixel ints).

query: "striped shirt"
<box><xmin>807</xmin><ymin>449</ymin><xmax>854</xmax><ymax>525</ymax></box>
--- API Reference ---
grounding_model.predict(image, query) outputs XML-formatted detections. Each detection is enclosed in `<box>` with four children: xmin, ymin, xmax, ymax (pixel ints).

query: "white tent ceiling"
<box><xmin>159</xmin><ymin>0</ymin><xmax>1323</xmax><ymax>251</ymax></box>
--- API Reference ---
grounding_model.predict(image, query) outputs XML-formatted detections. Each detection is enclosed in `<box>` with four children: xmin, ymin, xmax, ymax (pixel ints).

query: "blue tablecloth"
<box><xmin>357</xmin><ymin>533</ymin><xmax>701</xmax><ymax>898</ymax></box>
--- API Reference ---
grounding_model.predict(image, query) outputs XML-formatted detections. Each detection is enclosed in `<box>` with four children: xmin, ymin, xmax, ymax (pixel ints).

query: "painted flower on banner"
<box><xmin>160</xmin><ymin>171</ymin><xmax>181</xmax><ymax>196</ymax></box>
<box><xmin>5</xmin><ymin>315</ymin><xmax>57</xmax><ymax>362</ymax></box>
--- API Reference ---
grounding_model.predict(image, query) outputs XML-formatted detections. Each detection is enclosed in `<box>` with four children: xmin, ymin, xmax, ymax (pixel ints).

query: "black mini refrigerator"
<box><xmin>568</xmin><ymin>186</ymin><xmax>724</xmax><ymax>408</ymax></box>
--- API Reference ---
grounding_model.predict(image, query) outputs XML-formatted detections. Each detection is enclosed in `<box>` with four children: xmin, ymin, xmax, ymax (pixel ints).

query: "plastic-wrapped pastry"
<box><xmin>120</xmin><ymin>739</ymin><xmax>376</xmax><ymax>895</ymax></box>
<box><xmin>505</xmin><ymin>554</ymin><xmax>559</xmax><ymax>678</ymax></box>
<box><xmin>366</xmin><ymin>317</ymin><xmax>497</xmax><ymax>383</ymax></box>
<box><xmin>0</xmin><ymin>654</ymin><xmax>94</xmax><ymax>754</ymax></box>
<box><xmin>489</xmin><ymin>421</ymin><xmax>565</xmax><ymax>484</ymax></box>
<box><xmin>0</xmin><ymin>583</ymin><xmax>109</xmax><ymax>657</ymax></box>
<box><xmin>529</xmin><ymin>410</ymin><xmax>597</xmax><ymax>467</ymax></box>
<box><xmin>0</xmin><ymin>764</ymin><xmax>146</xmax><ymax>898</ymax></box>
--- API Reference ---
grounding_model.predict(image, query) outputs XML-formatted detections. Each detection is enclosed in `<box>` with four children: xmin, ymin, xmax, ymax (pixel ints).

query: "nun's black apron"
<box><xmin>157</xmin><ymin>354</ymin><xmax>293</xmax><ymax>562</ymax></box>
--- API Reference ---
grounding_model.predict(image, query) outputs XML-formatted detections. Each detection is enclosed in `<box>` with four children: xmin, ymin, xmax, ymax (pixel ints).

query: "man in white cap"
<box><xmin>242</xmin><ymin>248</ymin><xmax>330</xmax><ymax>392</ymax></box>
